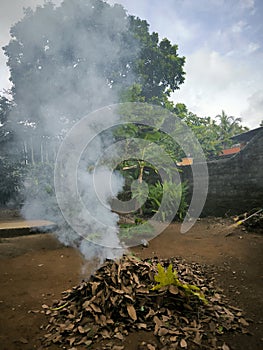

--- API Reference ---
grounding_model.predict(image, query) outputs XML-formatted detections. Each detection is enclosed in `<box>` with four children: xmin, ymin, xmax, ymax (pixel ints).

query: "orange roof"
<box><xmin>220</xmin><ymin>146</ymin><xmax>241</xmax><ymax>156</ymax></box>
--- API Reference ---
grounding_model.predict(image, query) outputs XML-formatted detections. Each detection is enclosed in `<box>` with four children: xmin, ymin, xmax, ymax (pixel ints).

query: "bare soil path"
<box><xmin>0</xmin><ymin>218</ymin><xmax>262</xmax><ymax>349</ymax></box>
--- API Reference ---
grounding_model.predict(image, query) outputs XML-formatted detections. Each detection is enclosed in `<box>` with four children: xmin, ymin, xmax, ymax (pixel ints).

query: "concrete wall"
<box><xmin>181</xmin><ymin>129</ymin><xmax>263</xmax><ymax>216</ymax></box>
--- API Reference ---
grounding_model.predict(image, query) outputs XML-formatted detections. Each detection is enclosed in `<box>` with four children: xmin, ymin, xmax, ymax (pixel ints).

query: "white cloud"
<box><xmin>240</xmin><ymin>0</ymin><xmax>255</xmax><ymax>10</ymax></box>
<box><xmin>247</xmin><ymin>42</ymin><xmax>260</xmax><ymax>53</ymax></box>
<box><xmin>173</xmin><ymin>48</ymin><xmax>262</xmax><ymax>127</ymax></box>
<box><xmin>242</xmin><ymin>90</ymin><xmax>263</xmax><ymax>127</ymax></box>
<box><xmin>231</xmin><ymin>20</ymin><xmax>247</xmax><ymax>34</ymax></box>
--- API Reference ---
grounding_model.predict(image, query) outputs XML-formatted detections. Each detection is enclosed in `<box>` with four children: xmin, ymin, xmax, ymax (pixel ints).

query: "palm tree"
<box><xmin>216</xmin><ymin>110</ymin><xmax>244</xmax><ymax>147</ymax></box>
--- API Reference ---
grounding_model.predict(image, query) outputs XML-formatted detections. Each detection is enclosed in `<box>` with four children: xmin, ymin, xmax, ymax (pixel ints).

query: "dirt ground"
<box><xmin>0</xmin><ymin>217</ymin><xmax>262</xmax><ymax>350</ymax></box>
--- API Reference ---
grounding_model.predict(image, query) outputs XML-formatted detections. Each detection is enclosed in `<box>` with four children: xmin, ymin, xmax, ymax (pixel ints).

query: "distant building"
<box><xmin>219</xmin><ymin>126</ymin><xmax>263</xmax><ymax>158</ymax></box>
<box><xmin>177</xmin><ymin>157</ymin><xmax>193</xmax><ymax>166</ymax></box>
<box><xmin>231</xmin><ymin>126</ymin><xmax>263</xmax><ymax>145</ymax></box>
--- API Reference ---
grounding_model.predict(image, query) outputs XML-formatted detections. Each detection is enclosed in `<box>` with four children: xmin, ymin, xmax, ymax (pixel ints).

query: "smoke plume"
<box><xmin>4</xmin><ymin>0</ymin><xmax>139</xmax><ymax>261</ymax></box>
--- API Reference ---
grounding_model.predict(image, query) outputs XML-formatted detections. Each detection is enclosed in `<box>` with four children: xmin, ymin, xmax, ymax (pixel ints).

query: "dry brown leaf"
<box><xmin>170</xmin><ymin>335</ymin><xmax>178</xmax><ymax>342</ymax></box>
<box><xmin>137</xmin><ymin>323</ymin><xmax>147</xmax><ymax>329</ymax></box>
<box><xmin>132</xmin><ymin>273</ymin><xmax>140</xmax><ymax>284</ymax></box>
<box><xmin>158</xmin><ymin>328</ymin><xmax>169</xmax><ymax>336</ymax></box>
<box><xmin>193</xmin><ymin>331</ymin><xmax>202</xmax><ymax>345</ymax></box>
<box><xmin>122</xmin><ymin>285</ymin><xmax>132</xmax><ymax>294</ymax></box>
<box><xmin>153</xmin><ymin>315</ymin><xmax>163</xmax><ymax>327</ymax></box>
<box><xmin>101</xmin><ymin>329</ymin><xmax>111</xmax><ymax>339</ymax></box>
<box><xmin>90</xmin><ymin>303</ymin><xmax>102</xmax><ymax>313</ymax></box>
<box><xmin>114</xmin><ymin>332</ymin><xmax>124</xmax><ymax>340</ymax></box>
<box><xmin>91</xmin><ymin>282</ymin><xmax>100</xmax><ymax>296</ymax></box>
<box><xmin>239</xmin><ymin>318</ymin><xmax>249</xmax><ymax>326</ymax></box>
<box><xmin>180</xmin><ymin>338</ymin><xmax>187</xmax><ymax>348</ymax></box>
<box><xmin>111</xmin><ymin>287</ymin><xmax>124</xmax><ymax>294</ymax></box>
<box><xmin>127</xmin><ymin>304</ymin><xmax>137</xmax><ymax>321</ymax></box>
<box><xmin>68</xmin><ymin>337</ymin><xmax>75</xmax><ymax>346</ymax></box>
<box><xmin>147</xmin><ymin>344</ymin><xmax>156</xmax><ymax>350</ymax></box>
<box><xmin>82</xmin><ymin>300</ymin><xmax>91</xmax><ymax>309</ymax></box>
<box><xmin>99</xmin><ymin>314</ymin><xmax>107</xmax><ymax>325</ymax></box>
<box><xmin>169</xmin><ymin>285</ymin><xmax>179</xmax><ymax>295</ymax></box>
<box><xmin>124</xmin><ymin>294</ymin><xmax>134</xmax><ymax>301</ymax></box>
<box><xmin>180</xmin><ymin>316</ymin><xmax>189</xmax><ymax>324</ymax></box>
<box><xmin>169</xmin><ymin>329</ymin><xmax>181</xmax><ymax>335</ymax></box>
<box><xmin>18</xmin><ymin>337</ymin><xmax>29</xmax><ymax>344</ymax></box>
<box><xmin>222</xmin><ymin>343</ymin><xmax>230</xmax><ymax>350</ymax></box>
<box><xmin>110</xmin><ymin>295</ymin><xmax>118</xmax><ymax>305</ymax></box>
<box><xmin>64</xmin><ymin>323</ymin><xmax>74</xmax><ymax>331</ymax></box>
<box><xmin>85</xmin><ymin>340</ymin><xmax>93</xmax><ymax>346</ymax></box>
<box><xmin>145</xmin><ymin>308</ymin><xmax>156</xmax><ymax>319</ymax></box>
<box><xmin>76</xmin><ymin>325</ymin><xmax>83</xmax><ymax>333</ymax></box>
<box><xmin>106</xmin><ymin>318</ymin><xmax>114</xmax><ymax>324</ymax></box>
<box><xmin>136</xmin><ymin>287</ymin><xmax>149</xmax><ymax>294</ymax></box>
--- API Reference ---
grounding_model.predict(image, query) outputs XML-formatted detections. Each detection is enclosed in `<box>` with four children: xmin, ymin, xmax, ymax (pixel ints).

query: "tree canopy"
<box><xmin>128</xmin><ymin>16</ymin><xmax>185</xmax><ymax>102</ymax></box>
<box><xmin>3</xmin><ymin>0</ymin><xmax>185</xmax><ymax>138</ymax></box>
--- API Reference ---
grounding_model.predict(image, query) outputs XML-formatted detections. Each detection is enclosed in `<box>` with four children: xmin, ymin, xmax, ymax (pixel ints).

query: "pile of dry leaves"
<box><xmin>42</xmin><ymin>255</ymin><xmax>250</xmax><ymax>349</ymax></box>
<box><xmin>243</xmin><ymin>212</ymin><xmax>263</xmax><ymax>233</ymax></box>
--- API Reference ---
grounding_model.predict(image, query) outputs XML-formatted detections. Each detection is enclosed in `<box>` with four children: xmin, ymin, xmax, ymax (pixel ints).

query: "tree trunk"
<box><xmin>31</xmin><ymin>137</ymin><xmax>35</xmax><ymax>165</ymax></box>
<box><xmin>40</xmin><ymin>141</ymin><xmax>44</xmax><ymax>163</ymax></box>
<box><xmin>23</xmin><ymin>141</ymin><xmax>28</xmax><ymax>165</ymax></box>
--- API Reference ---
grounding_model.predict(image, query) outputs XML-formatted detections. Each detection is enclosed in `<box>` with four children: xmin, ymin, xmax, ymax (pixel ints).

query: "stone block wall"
<box><xmin>181</xmin><ymin>129</ymin><xmax>263</xmax><ymax>216</ymax></box>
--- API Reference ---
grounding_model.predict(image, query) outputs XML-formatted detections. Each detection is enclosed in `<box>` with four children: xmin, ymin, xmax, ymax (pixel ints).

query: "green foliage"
<box><xmin>113</xmin><ymin>105</ymin><xmax>188</xmax><ymax>222</ymax></box>
<box><xmin>118</xmin><ymin>221</ymin><xmax>153</xmax><ymax>239</ymax></box>
<box><xmin>22</xmin><ymin>163</ymin><xmax>55</xmax><ymax>201</ymax></box>
<box><xmin>174</xmin><ymin>104</ymin><xmax>249</xmax><ymax>158</ymax></box>
<box><xmin>148</xmin><ymin>180</ymin><xmax>188</xmax><ymax>222</ymax></box>
<box><xmin>129</xmin><ymin>16</ymin><xmax>185</xmax><ymax>102</ymax></box>
<box><xmin>120</xmin><ymin>84</ymin><xmax>145</xmax><ymax>103</ymax></box>
<box><xmin>20</xmin><ymin>162</ymin><xmax>61</xmax><ymax>220</ymax></box>
<box><xmin>116</xmin><ymin>162</ymin><xmax>188</xmax><ymax>221</ymax></box>
<box><xmin>0</xmin><ymin>158</ymin><xmax>25</xmax><ymax>206</ymax></box>
<box><xmin>215</xmin><ymin>110</ymin><xmax>249</xmax><ymax>147</ymax></box>
<box><xmin>174</xmin><ymin>104</ymin><xmax>223</xmax><ymax>158</ymax></box>
<box><xmin>152</xmin><ymin>263</ymin><xmax>207</xmax><ymax>304</ymax></box>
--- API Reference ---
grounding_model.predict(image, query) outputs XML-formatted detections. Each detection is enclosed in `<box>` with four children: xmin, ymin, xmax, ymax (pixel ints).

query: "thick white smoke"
<box><xmin>4</xmin><ymin>0</ymin><xmax>139</xmax><ymax>261</ymax></box>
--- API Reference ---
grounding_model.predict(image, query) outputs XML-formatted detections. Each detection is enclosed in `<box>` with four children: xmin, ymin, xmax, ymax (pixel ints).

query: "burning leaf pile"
<box><xmin>42</xmin><ymin>255</ymin><xmax>250</xmax><ymax>349</ymax></box>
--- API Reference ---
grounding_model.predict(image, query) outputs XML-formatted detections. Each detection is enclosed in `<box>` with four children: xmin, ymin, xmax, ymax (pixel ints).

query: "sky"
<box><xmin>1</xmin><ymin>0</ymin><xmax>263</xmax><ymax>128</ymax></box>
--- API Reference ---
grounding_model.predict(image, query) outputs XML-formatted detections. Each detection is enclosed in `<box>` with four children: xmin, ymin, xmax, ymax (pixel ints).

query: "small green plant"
<box><xmin>152</xmin><ymin>263</ymin><xmax>207</xmax><ymax>304</ymax></box>
<box><xmin>148</xmin><ymin>180</ymin><xmax>188</xmax><ymax>222</ymax></box>
<box><xmin>118</xmin><ymin>221</ymin><xmax>154</xmax><ymax>239</ymax></box>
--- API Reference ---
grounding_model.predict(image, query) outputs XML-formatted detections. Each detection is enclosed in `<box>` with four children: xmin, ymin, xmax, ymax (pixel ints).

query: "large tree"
<box><xmin>3</xmin><ymin>0</ymin><xmax>185</xmax><ymax>141</ymax></box>
<box><xmin>128</xmin><ymin>16</ymin><xmax>185</xmax><ymax>102</ymax></box>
